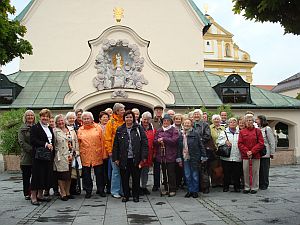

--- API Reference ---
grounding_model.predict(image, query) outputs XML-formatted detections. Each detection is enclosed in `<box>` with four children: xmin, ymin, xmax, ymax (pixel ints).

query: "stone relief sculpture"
<box><xmin>93</xmin><ymin>39</ymin><xmax>148</xmax><ymax>97</ymax></box>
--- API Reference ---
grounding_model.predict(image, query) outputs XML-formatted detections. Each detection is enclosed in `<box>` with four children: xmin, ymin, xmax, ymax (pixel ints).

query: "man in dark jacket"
<box><xmin>112</xmin><ymin>110</ymin><xmax>148</xmax><ymax>203</ymax></box>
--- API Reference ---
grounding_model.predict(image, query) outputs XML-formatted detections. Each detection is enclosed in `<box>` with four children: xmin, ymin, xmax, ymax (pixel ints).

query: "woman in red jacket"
<box><xmin>238</xmin><ymin>115</ymin><xmax>264</xmax><ymax>194</ymax></box>
<box><xmin>140</xmin><ymin>111</ymin><xmax>155</xmax><ymax>195</ymax></box>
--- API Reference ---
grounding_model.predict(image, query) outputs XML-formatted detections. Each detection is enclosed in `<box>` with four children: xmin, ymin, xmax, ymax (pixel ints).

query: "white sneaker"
<box><xmin>112</xmin><ymin>194</ymin><xmax>121</xmax><ymax>199</ymax></box>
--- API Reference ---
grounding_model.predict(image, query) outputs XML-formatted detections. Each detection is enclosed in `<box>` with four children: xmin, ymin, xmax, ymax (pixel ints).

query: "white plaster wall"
<box><xmin>278</xmin><ymin>88</ymin><xmax>300</xmax><ymax>98</ymax></box>
<box><xmin>20</xmin><ymin>0</ymin><xmax>205</xmax><ymax>72</ymax></box>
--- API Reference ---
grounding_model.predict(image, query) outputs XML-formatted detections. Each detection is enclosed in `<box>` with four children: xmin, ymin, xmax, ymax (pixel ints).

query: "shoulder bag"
<box><xmin>216</xmin><ymin>131</ymin><xmax>231</xmax><ymax>157</ymax></box>
<box><xmin>256</xmin><ymin>128</ymin><xmax>267</xmax><ymax>156</ymax></box>
<box><xmin>35</xmin><ymin>146</ymin><xmax>52</xmax><ymax>161</ymax></box>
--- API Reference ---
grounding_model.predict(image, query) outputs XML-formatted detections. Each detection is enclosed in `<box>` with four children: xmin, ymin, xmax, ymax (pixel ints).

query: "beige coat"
<box><xmin>54</xmin><ymin>127</ymin><xmax>79</xmax><ymax>172</ymax></box>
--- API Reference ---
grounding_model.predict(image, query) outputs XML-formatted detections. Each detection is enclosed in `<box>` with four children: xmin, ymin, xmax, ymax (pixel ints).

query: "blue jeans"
<box><xmin>184</xmin><ymin>160</ymin><xmax>199</xmax><ymax>193</ymax></box>
<box><xmin>110</xmin><ymin>157</ymin><xmax>122</xmax><ymax>195</ymax></box>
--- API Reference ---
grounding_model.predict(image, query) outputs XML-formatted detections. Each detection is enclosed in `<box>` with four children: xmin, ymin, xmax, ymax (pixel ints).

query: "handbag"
<box><xmin>256</xmin><ymin>129</ymin><xmax>267</xmax><ymax>156</ymax></box>
<box><xmin>200</xmin><ymin>162</ymin><xmax>210</xmax><ymax>193</ymax></box>
<box><xmin>35</xmin><ymin>147</ymin><xmax>52</xmax><ymax>161</ymax></box>
<box><xmin>216</xmin><ymin>131</ymin><xmax>231</xmax><ymax>157</ymax></box>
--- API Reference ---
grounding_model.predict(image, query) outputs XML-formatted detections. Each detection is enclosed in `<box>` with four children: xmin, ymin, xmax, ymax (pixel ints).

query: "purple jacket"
<box><xmin>154</xmin><ymin>126</ymin><xmax>179</xmax><ymax>163</ymax></box>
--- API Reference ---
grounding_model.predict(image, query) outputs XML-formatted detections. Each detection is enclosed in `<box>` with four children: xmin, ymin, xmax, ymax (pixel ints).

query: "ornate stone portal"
<box><xmin>93</xmin><ymin>39</ymin><xmax>148</xmax><ymax>97</ymax></box>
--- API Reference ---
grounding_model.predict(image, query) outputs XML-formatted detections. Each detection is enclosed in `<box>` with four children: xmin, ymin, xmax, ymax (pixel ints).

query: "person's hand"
<box><xmin>225</xmin><ymin>141</ymin><xmax>232</xmax><ymax>147</ymax></box>
<box><xmin>247</xmin><ymin>151</ymin><xmax>252</xmax><ymax>158</ymax></box>
<box><xmin>47</xmin><ymin>144</ymin><xmax>53</xmax><ymax>151</ymax></box>
<box><xmin>178</xmin><ymin>161</ymin><xmax>183</xmax><ymax>167</ymax></box>
<box><xmin>115</xmin><ymin>160</ymin><xmax>119</xmax><ymax>166</ymax></box>
<box><xmin>270</xmin><ymin>155</ymin><xmax>274</xmax><ymax>159</ymax></box>
<box><xmin>158</xmin><ymin>138</ymin><xmax>163</xmax><ymax>143</ymax></box>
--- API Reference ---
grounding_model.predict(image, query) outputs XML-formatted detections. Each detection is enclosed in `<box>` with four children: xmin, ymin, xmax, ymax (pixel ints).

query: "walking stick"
<box><xmin>160</xmin><ymin>142</ymin><xmax>170</xmax><ymax>196</ymax></box>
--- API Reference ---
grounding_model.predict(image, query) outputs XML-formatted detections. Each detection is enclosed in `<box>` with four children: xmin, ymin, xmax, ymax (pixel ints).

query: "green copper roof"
<box><xmin>188</xmin><ymin>0</ymin><xmax>211</xmax><ymax>27</ymax></box>
<box><xmin>14</xmin><ymin>0</ymin><xmax>35</xmax><ymax>22</ymax></box>
<box><xmin>3</xmin><ymin>71</ymin><xmax>73</xmax><ymax>109</ymax></box>
<box><xmin>1</xmin><ymin>71</ymin><xmax>300</xmax><ymax>109</ymax></box>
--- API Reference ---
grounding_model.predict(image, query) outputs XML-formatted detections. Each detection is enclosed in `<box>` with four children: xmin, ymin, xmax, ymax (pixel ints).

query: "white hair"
<box><xmin>54</xmin><ymin>114</ymin><xmax>65</xmax><ymax>124</ymax></box>
<box><xmin>193</xmin><ymin>109</ymin><xmax>203</xmax><ymax>116</ymax></box>
<box><xmin>141</xmin><ymin>111</ymin><xmax>152</xmax><ymax>119</ymax></box>
<box><xmin>167</xmin><ymin>109</ymin><xmax>175</xmax><ymax>115</ymax></box>
<box><xmin>23</xmin><ymin>110</ymin><xmax>35</xmax><ymax>123</ymax></box>
<box><xmin>113</xmin><ymin>103</ymin><xmax>125</xmax><ymax>113</ymax></box>
<box><xmin>105</xmin><ymin>108</ymin><xmax>112</xmax><ymax>113</ymax></box>
<box><xmin>212</xmin><ymin>114</ymin><xmax>221</xmax><ymax>121</ymax></box>
<box><xmin>228</xmin><ymin>117</ymin><xmax>237</xmax><ymax>123</ymax></box>
<box><xmin>82</xmin><ymin>111</ymin><xmax>94</xmax><ymax>121</ymax></box>
<box><xmin>132</xmin><ymin>108</ymin><xmax>140</xmax><ymax>114</ymax></box>
<box><xmin>65</xmin><ymin>111</ymin><xmax>76</xmax><ymax>120</ymax></box>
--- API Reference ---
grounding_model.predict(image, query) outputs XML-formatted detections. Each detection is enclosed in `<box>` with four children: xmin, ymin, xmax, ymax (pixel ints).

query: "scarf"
<box><xmin>183</xmin><ymin>128</ymin><xmax>192</xmax><ymax>161</ymax></box>
<box><xmin>162</xmin><ymin>125</ymin><xmax>172</xmax><ymax>132</ymax></box>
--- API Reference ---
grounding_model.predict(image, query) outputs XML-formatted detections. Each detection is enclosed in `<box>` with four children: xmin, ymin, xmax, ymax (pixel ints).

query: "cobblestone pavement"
<box><xmin>0</xmin><ymin>165</ymin><xmax>300</xmax><ymax>225</ymax></box>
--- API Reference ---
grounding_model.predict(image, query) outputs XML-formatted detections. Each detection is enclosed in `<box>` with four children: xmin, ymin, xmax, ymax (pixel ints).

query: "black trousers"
<box><xmin>175</xmin><ymin>164</ymin><xmax>184</xmax><ymax>187</ymax></box>
<box><xmin>153</xmin><ymin>161</ymin><xmax>161</xmax><ymax>188</ymax></box>
<box><xmin>161</xmin><ymin>162</ymin><xmax>176</xmax><ymax>192</ymax></box>
<box><xmin>82</xmin><ymin>165</ymin><xmax>104</xmax><ymax>194</ymax></box>
<box><xmin>259</xmin><ymin>158</ymin><xmax>270</xmax><ymax>189</ymax></box>
<box><xmin>221</xmin><ymin>160</ymin><xmax>242</xmax><ymax>189</ymax></box>
<box><xmin>21</xmin><ymin>165</ymin><xmax>32</xmax><ymax>196</ymax></box>
<box><xmin>103</xmin><ymin>158</ymin><xmax>111</xmax><ymax>192</ymax></box>
<box><xmin>120</xmin><ymin>159</ymin><xmax>141</xmax><ymax>198</ymax></box>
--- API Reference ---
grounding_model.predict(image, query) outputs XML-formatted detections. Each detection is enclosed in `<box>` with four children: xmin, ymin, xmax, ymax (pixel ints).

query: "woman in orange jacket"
<box><xmin>77</xmin><ymin>111</ymin><xmax>105</xmax><ymax>198</ymax></box>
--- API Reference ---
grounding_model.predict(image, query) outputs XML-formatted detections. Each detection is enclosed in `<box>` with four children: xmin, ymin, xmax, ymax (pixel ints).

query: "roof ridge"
<box><xmin>14</xmin><ymin>0</ymin><xmax>35</xmax><ymax>22</ymax></box>
<box><xmin>187</xmin><ymin>0</ymin><xmax>211</xmax><ymax>28</ymax></box>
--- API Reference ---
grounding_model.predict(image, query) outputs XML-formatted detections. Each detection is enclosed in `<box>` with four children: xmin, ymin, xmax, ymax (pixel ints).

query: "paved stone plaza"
<box><xmin>0</xmin><ymin>165</ymin><xmax>299</xmax><ymax>225</ymax></box>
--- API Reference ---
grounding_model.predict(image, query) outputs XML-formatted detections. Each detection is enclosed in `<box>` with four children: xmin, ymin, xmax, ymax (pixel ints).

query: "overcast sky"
<box><xmin>2</xmin><ymin>0</ymin><xmax>299</xmax><ymax>85</ymax></box>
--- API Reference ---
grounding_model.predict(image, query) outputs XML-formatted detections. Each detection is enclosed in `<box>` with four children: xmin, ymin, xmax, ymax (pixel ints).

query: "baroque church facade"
<box><xmin>1</xmin><ymin>0</ymin><xmax>300</xmax><ymax>165</ymax></box>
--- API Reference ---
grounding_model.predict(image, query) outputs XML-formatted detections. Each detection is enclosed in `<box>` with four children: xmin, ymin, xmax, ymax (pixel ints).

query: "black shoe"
<box><xmin>223</xmin><ymin>187</ymin><xmax>229</xmax><ymax>192</ymax></box>
<box><xmin>31</xmin><ymin>200</ymin><xmax>40</xmax><ymax>206</ymax></box>
<box><xmin>67</xmin><ymin>195</ymin><xmax>75</xmax><ymax>199</ymax></box>
<box><xmin>192</xmin><ymin>192</ymin><xmax>198</xmax><ymax>198</ymax></box>
<box><xmin>99</xmin><ymin>192</ymin><xmax>106</xmax><ymax>197</ymax></box>
<box><xmin>250</xmin><ymin>190</ymin><xmax>257</xmax><ymax>194</ymax></box>
<box><xmin>152</xmin><ymin>186</ymin><xmax>159</xmax><ymax>192</ymax></box>
<box><xmin>184</xmin><ymin>192</ymin><xmax>192</xmax><ymax>198</ymax></box>
<box><xmin>122</xmin><ymin>197</ymin><xmax>129</xmax><ymax>202</ymax></box>
<box><xmin>60</xmin><ymin>196</ymin><xmax>68</xmax><ymax>201</ymax></box>
<box><xmin>133</xmin><ymin>197</ymin><xmax>139</xmax><ymax>203</ymax></box>
<box><xmin>85</xmin><ymin>193</ymin><xmax>92</xmax><ymax>199</ymax></box>
<box><xmin>243</xmin><ymin>190</ymin><xmax>250</xmax><ymax>194</ymax></box>
<box><xmin>143</xmin><ymin>188</ymin><xmax>150</xmax><ymax>195</ymax></box>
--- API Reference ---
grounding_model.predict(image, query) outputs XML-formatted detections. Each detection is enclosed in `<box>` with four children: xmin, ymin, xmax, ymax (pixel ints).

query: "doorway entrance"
<box><xmin>88</xmin><ymin>102</ymin><xmax>153</xmax><ymax>123</ymax></box>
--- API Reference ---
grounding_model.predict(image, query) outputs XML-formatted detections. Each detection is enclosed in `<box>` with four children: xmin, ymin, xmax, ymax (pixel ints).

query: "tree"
<box><xmin>296</xmin><ymin>93</ymin><xmax>300</xmax><ymax>100</ymax></box>
<box><xmin>232</xmin><ymin>0</ymin><xmax>300</xmax><ymax>35</ymax></box>
<box><xmin>0</xmin><ymin>0</ymin><xmax>33</xmax><ymax>65</ymax></box>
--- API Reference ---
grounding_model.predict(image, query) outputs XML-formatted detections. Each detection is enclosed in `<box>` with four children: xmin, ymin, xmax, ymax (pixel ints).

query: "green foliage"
<box><xmin>296</xmin><ymin>93</ymin><xmax>300</xmax><ymax>100</ymax></box>
<box><xmin>232</xmin><ymin>0</ymin><xmax>300</xmax><ymax>35</ymax></box>
<box><xmin>0</xmin><ymin>0</ymin><xmax>33</xmax><ymax>65</ymax></box>
<box><xmin>0</xmin><ymin>108</ymin><xmax>26</xmax><ymax>155</ymax></box>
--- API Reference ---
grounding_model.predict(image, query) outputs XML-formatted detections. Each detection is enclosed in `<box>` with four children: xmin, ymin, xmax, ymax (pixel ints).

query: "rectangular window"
<box><xmin>0</xmin><ymin>89</ymin><xmax>13</xmax><ymax>104</ymax></box>
<box><xmin>222</xmin><ymin>87</ymin><xmax>248</xmax><ymax>103</ymax></box>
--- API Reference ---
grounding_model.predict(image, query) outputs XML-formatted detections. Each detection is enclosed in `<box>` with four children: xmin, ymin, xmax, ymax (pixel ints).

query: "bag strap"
<box><xmin>224</xmin><ymin>130</ymin><xmax>229</xmax><ymax>141</ymax></box>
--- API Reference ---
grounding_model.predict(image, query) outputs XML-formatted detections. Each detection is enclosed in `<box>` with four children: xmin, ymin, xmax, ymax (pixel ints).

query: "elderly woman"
<box><xmin>178</xmin><ymin>118</ymin><xmax>207</xmax><ymax>198</ymax></box>
<box><xmin>238</xmin><ymin>116</ymin><xmax>246</xmax><ymax>130</ymax></box>
<box><xmin>132</xmin><ymin>108</ymin><xmax>140</xmax><ymax>123</ymax></box>
<box><xmin>99</xmin><ymin>111</ymin><xmax>111</xmax><ymax>194</ymax></box>
<box><xmin>105</xmin><ymin>103</ymin><xmax>125</xmax><ymax>198</ymax></box>
<box><xmin>77</xmin><ymin>112</ymin><xmax>105</xmax><ymax>198</ymax></box>
<box><xmin>18</xmin><ymin>110</ymin><xmax>35</xmax><ymax>200</ymax></box>
<box><xmin>53</xmin><ymin>114</ymin><xmax>79</xmax><ymax>200</ymax></box>
<box><xmin>256</xmin><ymin>115</ymin><xmax>276</xmax><ymax>190</ymax></box>
<box><xmin>30</xmin><ymin>109</ymin><xmax>55</xmax><ymax>205</ymax></box>
<box><xmin>154</xmin><ymin>114</ymin><xmax>180</xmax><ymax>197</ymax></box>
<box><xmin>113</xmin><ymin>110</ymin><xmax>148</xmax><ymax>202</ymax></box>
<box><xmin>238</xmin><ymin>115</ymin><xmax>264</xmax><ymax>194</ymax></box>
<box><xmin>139</xmin><ymin>111</ymin><xmax>155</xmax><ymax>195</ymax></box>
<box><xmin>209</xmin><ymin>114</ymin><xmax>225</xmax><ymax>187</ymax></box>
<box><xmin>217</xmin><ymin>118</ymin><xmax>242</xmax><ymax>192</ymax></box>
<box><xmin>66</xmin><ymin>112</ymin><xmax>76</xmax><ymax>131</ymax></box>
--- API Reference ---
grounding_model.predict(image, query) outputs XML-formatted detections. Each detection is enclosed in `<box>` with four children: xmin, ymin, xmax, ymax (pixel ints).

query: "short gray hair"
<box><xmin>193</xmin><ymin>109</ymin><xmax>203</xmax><ymax>116</ymax></box>
<box><xmin>23</xmin><ymin>110</ymin><xmax>35</xmax><ymax>123</ymax></box>
<box><xmin>132</xmin><ymin>108</ymin><xmax>140</xmax><ymax>114</ymax></box>
<box><xmin>54</xmin><ymin>114</ymin><xmax>65</xmax><ymax>124</ymax></box>
<box><xmin>113</xmin><ymin>103</ymin><xmax>125</xmax><ymax>113</ymax></box>
<box><xmin>141</xmin><ymin>111</ymin><xmax>152</xmax><ymax>119</ymax></box>
<box><xmin>212</xmin><ymin>114</ymin><xmax>221</xmax><ymax>121</ymax></box>
<box><xmin>82</xmin><ymin>111</ymin><xmax>94</xmax><ymax>121</ymax></box>
<box><xmin>228</xmin><ymin>117</ymin><xmax>237</xmax><ymax>123</ymax></box>
<box><xmin>65</xmin><ymin>111</ymin><xmax>76</xmax><ymax>120</ymax></box>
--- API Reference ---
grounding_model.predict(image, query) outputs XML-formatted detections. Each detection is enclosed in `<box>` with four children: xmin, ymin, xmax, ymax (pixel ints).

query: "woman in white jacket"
<box><xmin>256</xmin><ymin>115</ymin><xmax>276</xmax><ymax>190</ymax></box>
<box><xmin>217</xmin><ymin>117</ymin><xmax>242</xmax><ymax>192</ymax></box>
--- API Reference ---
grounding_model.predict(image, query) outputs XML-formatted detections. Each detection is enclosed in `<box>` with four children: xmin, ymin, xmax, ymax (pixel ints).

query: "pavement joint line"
<box><xmin>17</xmin><ymin>197</ymin><xmax>57</xmax><ymax>225</ymax></box>
<box><xmin>70</xmin><ymin>194</ymin><xmax>86</xmax><ymax>225</ymax></box>
<box><xmin>101</xmin><ymin>195</ymin><xmax>108</xmax><ymax>225</ymax></box>
<box><xmin>197</xmin><ymin>196</ymin><xmax>246</xmax><ymax>225</ymax></box>
<box><xmin>164</xmin><ymin>195</ymin><xmax>187</xmax><ymax>225</ymax></box>
<box><xmin>146</xmin><ymin>194</ymin><xmax>162</xmax><ymax>225</ymax></box>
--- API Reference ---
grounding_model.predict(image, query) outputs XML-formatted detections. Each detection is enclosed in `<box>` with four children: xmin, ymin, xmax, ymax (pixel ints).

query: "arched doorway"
<box><xmin>88</xmin><ymin>102</ymin><xmax>153</xmax><ymax>123</ymax></box>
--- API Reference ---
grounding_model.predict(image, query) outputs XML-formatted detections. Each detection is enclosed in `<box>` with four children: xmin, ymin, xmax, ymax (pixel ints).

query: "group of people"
<box><xmin>18</xmin><ymin>103</ymin><xmax>276</xmax><ymax>205</ymax></box>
